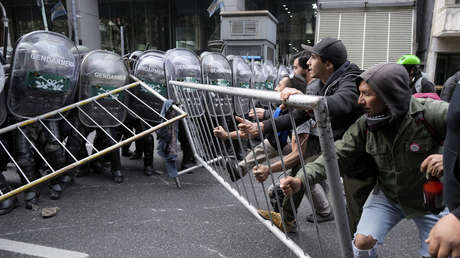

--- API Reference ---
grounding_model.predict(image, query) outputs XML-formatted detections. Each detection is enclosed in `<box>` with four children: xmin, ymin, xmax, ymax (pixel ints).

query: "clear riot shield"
<box><xmin>257</xmin><ymin>61</ymin><xmax>276</xmax><ymax>108</ymax></box>
<box><xmin>7</xmin><ymin>31</ymin><xmax>79</xmax><ymax>120</ymax></box>
<box><xmin>275</xmin><ymin>64</ymin><xmax>289</xmax><ymax>88</ymax></box>
<box><xmin>251</xmin><ymin>62</ymin><xmax>265</xmax><ymax>91</ymax></box>
<box><xmin>164</xmin><ymin>48</ymin><xmax>203</xmax><ymax>118</ymax></box>
<box><xmin>127</xmin><ymin>50</ymin><xmax>143</xmax><ymax>71</ymax></box>
<box><xmin>130</xmin><ymin>50</ymin><xmax>166</xmax><ymax>124</ymax></box>
<box><xmin>71</xmin><ymin>45</ymin><xmax>91</xmax><ymax>63</ymax></box>
<box><xmin>79</xmin><ymin>50</ymin><xmax>129</xmax><ymax>128</ymax></box>
<box><xmin>200</xmin><ymin>52</ymin><xmax>233</xmax><ymax>117</ymax></box>
<box><xmin>263</xmin><ymin>61</ymin><xmax>276</xmax><ymax>91</ymax></box>
<box><xmin>227</xmin><ymin>55</ymin><xmax>252</xmax><ymax>116</ymax></box>
<box><xmin>0</xmin><ymin>64</ymin><xmax>6</xmax><ymax>125</ymax></box>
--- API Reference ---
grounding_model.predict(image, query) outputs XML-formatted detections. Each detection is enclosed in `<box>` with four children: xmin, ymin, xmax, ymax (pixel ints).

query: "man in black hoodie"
<box><xmin>440</xmin><ymin>70</ymin><xmax>460</xmax><ymax>102</ymax></box>
<box><xmin>281</xmin><ymin>63</ymin><xmax>449</xmax><ymax>257</ymax></box>
<box><xmin>238</xmin><ymin>38</ymin><xmax>377</xmax><ymax>233</ymax></box>
<box><xmin>426</xmin><ymin>86</ymin><xmax>460</xmax><ymax>258</ymax></box>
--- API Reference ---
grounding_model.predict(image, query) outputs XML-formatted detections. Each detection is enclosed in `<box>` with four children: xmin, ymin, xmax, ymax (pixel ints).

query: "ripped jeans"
<box><xmin>352</xmin><ymin>189</ymin><xmax>449</xmax><ymax>257</ymax></box>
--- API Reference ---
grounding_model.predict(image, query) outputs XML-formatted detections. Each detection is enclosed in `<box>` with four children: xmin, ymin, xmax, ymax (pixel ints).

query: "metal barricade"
<box><xmin>0</xmin><ymin>75</ymin><xmax>186</xmax><ymax>201</ymax></box>
<box><xmin>170</xmin><ymin>80</ymin><xmax>352</xmax><ymax>258</ymax></box>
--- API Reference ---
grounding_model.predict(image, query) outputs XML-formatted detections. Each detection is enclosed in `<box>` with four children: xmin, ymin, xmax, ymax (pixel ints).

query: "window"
<box><xmin>435</xmin><ymin>53</ymin><xmax>460</xmax><ymax>85</ymax></box>
<box><xmin>231</xmin><ymin>20</ymin><xmax>257</xmax><ymax>35</ymax></box>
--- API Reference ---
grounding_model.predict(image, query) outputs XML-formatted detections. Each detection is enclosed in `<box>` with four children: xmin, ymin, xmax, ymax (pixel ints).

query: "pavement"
<box><xmin>0</xmin><ymin>147</ymin><xmax>422</xmax><ymax>258</ymax></box>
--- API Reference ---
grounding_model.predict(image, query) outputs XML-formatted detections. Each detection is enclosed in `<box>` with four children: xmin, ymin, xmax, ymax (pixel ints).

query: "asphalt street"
<box><xmin>0</xmin><ymin>148</ymin><xmax>423</xmax><ymax>258</ymax></box>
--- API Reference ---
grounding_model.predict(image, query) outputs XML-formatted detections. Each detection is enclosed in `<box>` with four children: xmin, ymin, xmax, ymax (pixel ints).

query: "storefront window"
<box><xmin>435</xmin><ymin>53</ymin><xmax>460</xmax><ymax>85</ymax></box>
<box><xmin>99</xmin><ymin>0</ymin><xmax>170</xmax><ymax>53</ymax></box>
<box><xmin>2</xmin><ymin>0</ymin><xmax>69</xmax><ymax>45</ymax></box>
<box><xmin>99</xmin><ymin>0</ymin><xmax>218</xmax><ymax>54</ymax></box>
<box><xmin>174</xmin><ymin>0</ymin><xmax>219</xmax><ymax>52</ymax></box>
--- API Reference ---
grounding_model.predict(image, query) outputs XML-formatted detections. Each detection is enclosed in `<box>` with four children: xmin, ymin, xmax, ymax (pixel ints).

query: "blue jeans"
<box><xmin>352</xmin><ymin>189</ymin><xmax>449</xmax><ymax>257</ymax></box>
<box><xmin>158</xmin><ymin>141</ymin><xmax>178</xmax><ymax>178</ymax></box>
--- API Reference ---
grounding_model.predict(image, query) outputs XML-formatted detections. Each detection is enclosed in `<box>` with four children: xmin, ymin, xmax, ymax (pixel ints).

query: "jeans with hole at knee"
<box><xmin>352</xmin><ymin>189</ymin><xmax>449</xmax><ymax>258</ymax></box>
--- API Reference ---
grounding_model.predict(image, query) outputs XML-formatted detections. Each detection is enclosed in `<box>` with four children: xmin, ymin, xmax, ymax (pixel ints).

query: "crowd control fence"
<box><xmin>169</xmin><ymin>80</ymin><xmax>353</xmax><ymax>258</ymax></box>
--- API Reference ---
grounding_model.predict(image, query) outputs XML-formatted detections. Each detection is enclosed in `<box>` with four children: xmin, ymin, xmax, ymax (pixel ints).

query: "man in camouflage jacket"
<box><xmin>281</xmin><ymin>63</ymin><xmax>449</xmax><ymax>258</ymax></box>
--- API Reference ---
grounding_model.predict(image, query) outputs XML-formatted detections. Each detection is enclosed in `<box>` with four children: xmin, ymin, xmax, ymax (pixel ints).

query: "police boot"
<box><xmin>74</xmin><ymin>164</ymin><xmax>90</xmax><ymax>177</ymax></box>
<box><xmin>0</xmin><ymin>179</ymin><xmax>19</xmax><ymax>215</ymax></box>
<box><xmin>49</xmin><ymin>182</ymin><xmax>63</xmax><ymax>200</ymax></box>
<box><xmin>121</xmin><ymin>145</ymin><xmax>132</xmax><ymax>157</ymax></box>
<box><xmin>129</xmin><ymin>151</ymin><xmax>142</xmax><ymax>160</ymax></box>
<box><xmin>144</xmin><ymin>166</ymin><xmax>154</xmax><ymax>176</ymax></box>
<box><xmin>143</xmin><ymin>135</ymin><xmax>162</xmax><ymax>176</ymax></box>
<box><xmin>90</xmin><ymin>160</ymin><xmax>109</xmax><ymax>174</ymax></box>
<box><xmin>112</xmin><ymin>170</ymin><xmax>124</xmax><ymax>183</ymax></box>
<box><xmin>180</xmin><ymin>148</ymin><xmax>196</xmax><ymax>170</ymax></box>
<box><xmin>130</xmin><ymin>138</ymin><xmax>144</xmax><ymax>160</ymax></box>
<box><xmin>143</xmin><ymin>165</ymin><xmax>163</xmax><ymax>176</ymax></box>
<box><xmin>110</xmin><ymin>148</ymin><xmax>123</xmax><ymax>183</ymax></box>
<box><xmin>24</xmin><ymin>190</ymin><xmax>39</xmax><ymax>210</ymax></box>
<box><xmin>59</xmin><ymin>174</ymin><xmax>74</xmax><ymax>188</ymax></box>
<box><xmin>0</xmin><ymin>196</ymin><xmax>19</xmax><ymax>215</ymax></box>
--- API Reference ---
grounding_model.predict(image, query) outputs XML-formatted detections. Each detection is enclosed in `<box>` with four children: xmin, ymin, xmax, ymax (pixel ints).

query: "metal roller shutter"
<box><xmin>388</xmin><ymin>9</ymin><xmax>414</xmax><ymax>63</ymax></box>
<box><xmin>340</xmin><ymin>12</ymin><xmax>366</xmax><ymax>68</ymax></box>
<box><xmin>318</xmin><ymin>11</ymin><xmax>340</xmax><ymax>39</ymax></box>
<box><xmin>316</xmin><ymin>7</ymin><xmax>414</xmax><ymax>69</ymax></box>
<box><xmin>363</xmin><ymin>11</ymin><xmax>389</xmax><ymax>69</ymax></box>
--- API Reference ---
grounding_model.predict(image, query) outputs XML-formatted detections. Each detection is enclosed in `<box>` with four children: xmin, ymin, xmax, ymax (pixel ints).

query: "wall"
<box><xmin>66</xmin><ymin>0</ymin><xmax>101</xmax><ymax>49</ymax></box>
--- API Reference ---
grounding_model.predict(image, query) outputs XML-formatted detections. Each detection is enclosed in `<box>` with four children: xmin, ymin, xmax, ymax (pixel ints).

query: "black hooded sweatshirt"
<box><xmin>356</xmin><ymin>63</ymin><xmax>412</xmax><ymax>129</ymax></box>
<box><xmin>440</xmin><ymin>70</ymin><xmax>460</xmax><ymax>102</ymax></box>
<box><xmin>262</xmin><ymin>61</ymin><xmax>363</xmax><ymax>140</ymax></box>
<box><xmin>444</xmin><ymin>85</ymin><xmax>460</xmax><ymax>220</ymax></box>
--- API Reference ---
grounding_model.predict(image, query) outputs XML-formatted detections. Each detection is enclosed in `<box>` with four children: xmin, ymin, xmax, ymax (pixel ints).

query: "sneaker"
<box><xmin>306</xmin><ymin>212</ymin><xmax>334</xmax><ymax>223</ymax></box>
<box><xmin>257</xmin><ymin>209</ymin><xmax>297</xmax><ymax>233</ymax></box>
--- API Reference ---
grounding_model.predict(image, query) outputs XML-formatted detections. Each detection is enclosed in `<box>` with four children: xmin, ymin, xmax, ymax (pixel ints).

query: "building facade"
<box><xmin>425</xmin><ymin>0</ymin><xmax>460</xmax><ymax>85</ymax></box>
<box><xmin>1</xmin><ymin>0</ymin><xmax>316</xmax><ymax>63</ymax></box>
<box><xmin>2</xmin><ymin>0</ymin><xmax>458</xmax><ymax>82</ymax></box>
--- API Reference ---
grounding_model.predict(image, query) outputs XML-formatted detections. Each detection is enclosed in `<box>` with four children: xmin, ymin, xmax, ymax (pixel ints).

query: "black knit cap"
<box><xmin>301</xmin><ymin>37</ymin><xmax>347</xmax><ymax>68</ymax></box>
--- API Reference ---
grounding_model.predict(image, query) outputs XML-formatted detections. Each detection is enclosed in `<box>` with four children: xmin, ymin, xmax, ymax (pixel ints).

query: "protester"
<box><xmin>238</xmin><ymin>38</ymin><xmax>375</xmax><ymax>233</ymax></box>
<box><xmin>397</xmin><ymin>54</ymin><xmax>436</xmax><ymax>94</ymax></box>
<box><xmin>440</xmin><ymin>70</ymin><xmax>460</xmax><ymax>102</ymax></box>
<box><xmin>213</xmin><ymin>72</ymin><xmax>305</xmax><ymax>181</ymax></box>
<box><xmin>280</xmin><ymin>63</ymin><xmax>448</xmax><ymax>257</ymax></box>
<box><xmin>426</xmin><ymin>86</ymin><xmax>460</xmax><ymax>258</ymax></box>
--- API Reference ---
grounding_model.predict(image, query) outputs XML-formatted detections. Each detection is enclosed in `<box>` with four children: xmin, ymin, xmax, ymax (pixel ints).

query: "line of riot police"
<box><xmin>0</xmin><ymin>30</ymin><xmax>290</xmax><ymax>216</ymax></box>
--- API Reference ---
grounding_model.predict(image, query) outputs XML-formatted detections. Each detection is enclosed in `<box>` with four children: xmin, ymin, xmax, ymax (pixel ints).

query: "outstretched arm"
<box><xmin>213</xmin><ymin>125</ymin><xmax>249</xmax><ymax>140</ymax></box>
<box><xmin>252</xmin><ymin>133</ymin><xmax>309</xmax><ymax>182</ymax></box>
